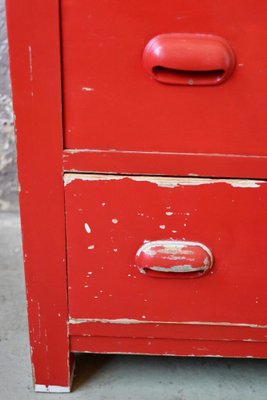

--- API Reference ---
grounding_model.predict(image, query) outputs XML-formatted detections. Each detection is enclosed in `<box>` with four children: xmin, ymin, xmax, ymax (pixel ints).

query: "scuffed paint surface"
<box><xmin>68</xmin><ymin>318</ymin><xmax>267</xmax><ymax>329</ymax></box>
<box><xmin>135</xmin><ymin>240</ymin><xmax>213</xmax><ymax>276</ymax></box>
<box><xmin>64</xmin><ymin>173</ymin><xmax>264</xmax><ymax>189</ymax></box>
<box><xmin>65</xmin><ymin>173</ymin><xmax>267</xmax><ymax>326</ymax></box>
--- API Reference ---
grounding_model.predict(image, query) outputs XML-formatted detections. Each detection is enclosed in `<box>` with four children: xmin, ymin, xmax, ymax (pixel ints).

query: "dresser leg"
<box><xmin>22</xmin><ymin>239</ymin><xmax>74</xmax><ymax>393</ymax></box>
<box><xmin>30</xmin><ymin>339</ymin><xmax>74</xmax><ymax>393</ymax></box>
<box><xmin>33</xmin><ymin>353</ymin><xmax>75</xmax><ymax>393</ymax></box>
<box><xmin>22</xmin><ymin>229</ymin><xmax>73</xmax><ymax>393</ymax></box>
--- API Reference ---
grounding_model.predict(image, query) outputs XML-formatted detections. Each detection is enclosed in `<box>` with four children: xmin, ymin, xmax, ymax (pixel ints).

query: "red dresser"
<box><xmin>6</xmin><ymin>0</ymin><xmax>267</xmax><ymax>392</ymax></box>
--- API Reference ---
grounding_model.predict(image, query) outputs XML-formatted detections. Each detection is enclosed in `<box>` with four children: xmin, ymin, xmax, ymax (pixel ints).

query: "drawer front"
<box><xmin>65</xmin><ymin>174</ymin><xmax>267</xmax><ymax>326</ymax></box>
<box><xmin>62</xmin><ymin>1</ymin><xmax>267</xmax><ymax>156</ymax></box>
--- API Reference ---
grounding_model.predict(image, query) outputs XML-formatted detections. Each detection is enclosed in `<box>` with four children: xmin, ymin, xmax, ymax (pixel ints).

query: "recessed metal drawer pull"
<box><xmin>135</xmin><ymin>240</ymin><xmax>213</xmax><ymax>278</ymax></box>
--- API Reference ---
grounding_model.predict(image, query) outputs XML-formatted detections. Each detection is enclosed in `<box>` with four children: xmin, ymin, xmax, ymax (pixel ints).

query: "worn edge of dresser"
<box><xmin>5</xmin><ymin>0</ymin><xmax>73</xmax><ymax>392</ymax></box>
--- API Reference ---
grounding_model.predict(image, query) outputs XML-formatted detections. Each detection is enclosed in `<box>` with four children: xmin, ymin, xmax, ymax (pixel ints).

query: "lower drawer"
<box><xmin>64</xmin><ymin>174</ymin><xmax>267</xmax><ymax>329</ymax></box>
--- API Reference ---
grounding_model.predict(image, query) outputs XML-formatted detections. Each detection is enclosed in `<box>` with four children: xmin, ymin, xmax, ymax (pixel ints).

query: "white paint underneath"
<box><xmin>35</xmin><ymin>384</ymin><xmax>71</xmax><ymax>393</ymax></box>
<box><xmin>64</xmin><ymin>173</ymin><xmax>264</xmax><ymax>189</ymax></box>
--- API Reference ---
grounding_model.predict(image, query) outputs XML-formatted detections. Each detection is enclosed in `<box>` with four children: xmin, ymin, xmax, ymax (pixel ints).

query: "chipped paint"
<box><xmin>35</xmin><ymin>384</ymin><xmax>70</xmax><ymax>393</ymax></box>
<box><xmin>82</xmin><ymin>87</ymin><xmax>94</xmax><ymax>91</ymax></box>
<box><xmin>64</xmin><ymin>173</ymin><xmax>264</xmax><ymax>188</ymax></box>
<box><xmin>28</xmin><ymin>45</ymin><xmax>34</xmax><ymax>97</ymax></box>
<box><xmin>136</xmin><ymin>241</ymin><xmax>207</xmax><ymax>257</ymax></box>
<box><xmin>112</xmin><ymin>218</ymin><xmax>118</xmax><ymax>224</ymax></box>
<box><xmin>88</xmin><ymin>245</ymin><xmax>95</xmax><ymax>250</ymax></box>
<box><xmin>227</xmin><ymin>180</ymin><xmax>261</xmax><ymax>188</ymax></box>
<box><xmin>150</xmin><ymin>264</ymin><xmax>205</xmax><ymax>273</ymax></box>
<box><xmin>69</xmin><ymin>318</ymin><xmax>267</xmax><ymax>328</ymax></box>
<box><xmin>84</xmin><ymin>223</ymin><xmax>91</xmax><ymax>233</ymax></box>
<box><xmin>135</xmin><ymin>240</ymin><xmax>213</xmax><ymax>275</ymax></box>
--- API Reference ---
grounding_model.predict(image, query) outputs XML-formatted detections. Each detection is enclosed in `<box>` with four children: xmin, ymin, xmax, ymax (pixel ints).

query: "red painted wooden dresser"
<box><xmin>6</xmin><ymin>0</ymin><xmax>267</xmax><ymax>392</ymax></box>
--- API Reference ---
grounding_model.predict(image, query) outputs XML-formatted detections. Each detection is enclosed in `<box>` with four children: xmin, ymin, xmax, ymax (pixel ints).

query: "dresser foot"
<box><xmin>35</xmin><ymin>384</ymin><xmax>71</xmax><ymax>393</ymax></box>
<box><xmin>33</xmin><ymin>353</ymin><xmax>75</xmax><ymax>393</ymax></box>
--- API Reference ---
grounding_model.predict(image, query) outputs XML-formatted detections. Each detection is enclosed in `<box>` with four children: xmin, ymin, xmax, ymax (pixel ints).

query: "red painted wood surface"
<box><xmin>61</xmin><ymin>1</ymin><xmax>267</xmax><ymax>157</ymax></box>
<box><xmin>65</xmin><ymin>175</ymin><xmax>267</xmax><ymax>328</ymax></box>
<box><xmin>63</xmin><ymin>149</ymin><xmax>267</xmax><ymax>180</ymax></box>
<box><xmin>6</xmin><ymin>0</ymin><xmax>71</xmax><ymax>390</ymax></box>
<box><xmin>70</xmin><ymin>336</ymin><xmax>267</xmax><ymax>359</ymax></box>
<box><xmin>7</xmin><ymin>0</ymin><xmax>267</xmax><ymax>392</ymax></box>
<box><xmin>69</xmin><ymin>321</ymin><xmax>267</xmax><ymax>342</ymax></box>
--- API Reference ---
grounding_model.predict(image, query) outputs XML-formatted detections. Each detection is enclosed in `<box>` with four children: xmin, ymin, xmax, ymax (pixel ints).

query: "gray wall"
<box><xmin>0</xmin><ymin>0</ymin><xmax>18</xmax><ymax>211</ymax></box>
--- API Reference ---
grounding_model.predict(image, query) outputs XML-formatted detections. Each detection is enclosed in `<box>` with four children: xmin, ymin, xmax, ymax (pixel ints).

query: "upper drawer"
<box><xmin>62</xmin><ymin>1</ymin><xmax>267</xmax><ymax>156</ymax></box>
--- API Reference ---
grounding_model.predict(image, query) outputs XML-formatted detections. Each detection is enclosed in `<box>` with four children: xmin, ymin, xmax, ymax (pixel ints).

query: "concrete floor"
<box><xmin>1</xmin><ymin>212</ymin><xmax>267</xmax><ymax>400</ymax></box>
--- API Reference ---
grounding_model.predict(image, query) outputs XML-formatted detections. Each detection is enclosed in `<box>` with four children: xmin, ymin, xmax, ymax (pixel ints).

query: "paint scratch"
<box><xmin>69</xmin><ymin>317</ymin><xmax>267</xmax><ymax>329</ymax></box>
<box><xmin>82</xmin><ymin>87</ymin><xmax>94</xmax><ymax>92</ymax></box>
<box><xmin>84</xmin><ymin>223</ymin><xmax>91</xmax><ymax>233</ymax></box>
<box><xmin>28</xmin><ymin>45</ymin><xmax>34</xmax><ymax>96</ymax></box>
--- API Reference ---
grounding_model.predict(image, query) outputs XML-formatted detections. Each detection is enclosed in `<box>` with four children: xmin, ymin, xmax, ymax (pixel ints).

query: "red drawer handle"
<box><xmin>143</xmin><ymin>33</ymin><xmax>235</xmax><ymax>86</ymax></box>
<box><xmin>135</xmin><ymin>240</ymin><xmax>213</xmax><ymax>279</ymax></box>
